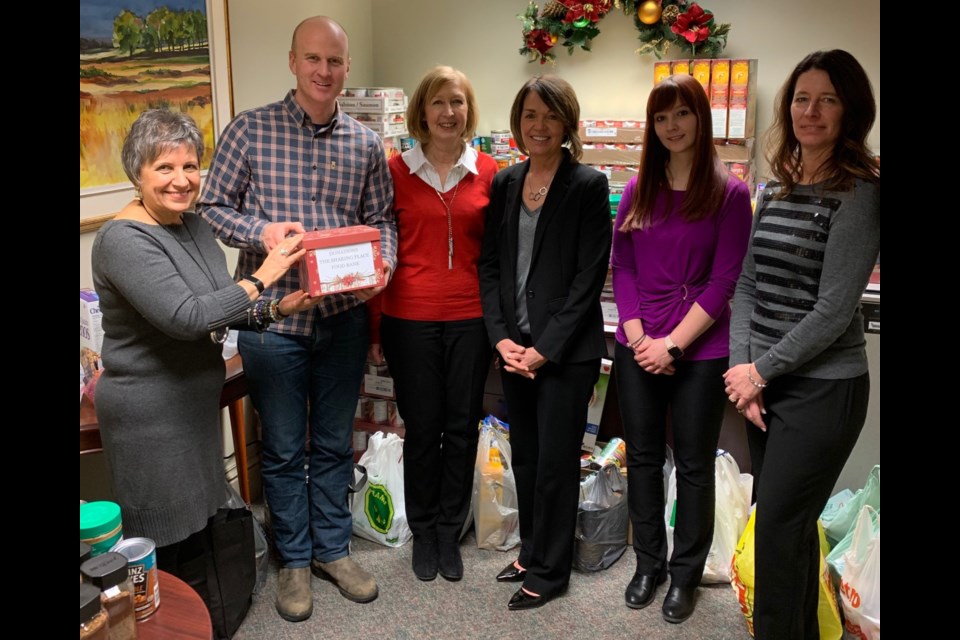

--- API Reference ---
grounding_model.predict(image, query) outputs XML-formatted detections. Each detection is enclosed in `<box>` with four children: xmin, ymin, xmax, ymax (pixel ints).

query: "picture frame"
<box><xmin>80</xmin><ymin>0</ymin><xmax>233</xmax><ymax>234</ymax></box>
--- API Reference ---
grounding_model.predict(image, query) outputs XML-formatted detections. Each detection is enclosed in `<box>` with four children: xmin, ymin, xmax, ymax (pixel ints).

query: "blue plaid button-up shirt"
<box><xmin>198</xmin><ymin>91</ymin><xmax>396</xmax><ymax>336</ymax></box>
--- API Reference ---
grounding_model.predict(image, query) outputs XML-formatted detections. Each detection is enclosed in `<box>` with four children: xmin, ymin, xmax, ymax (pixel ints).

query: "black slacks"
<box><xmin>381</xmin><ymin>315</ymin><xmax>491</xmax><ymax>542</ymax></box>
<box><xmin>614</xmin><ymin>342</ymin><xmax>727</xmax><ymax>587</ymax></box>
<box><xmin>749</xmin><ymin>373</ymin><xmax>869</xmax><ymax>640</ymax></box>
<box><xmin>500</xmin><ymin>357</ymin><xmax>600</xmax><ymax>597</ymax></box>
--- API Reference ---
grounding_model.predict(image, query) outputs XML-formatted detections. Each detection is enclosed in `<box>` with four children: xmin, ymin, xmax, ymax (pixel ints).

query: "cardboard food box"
<box><xmin>581</xmin><ymin>144</ymin><xmax>643</xmax><ymax>166</ymax></box>
<box><xmin>654</xmin><ymin>61</ymin><xmax>671</xmax><ymax>85</ymax></box>
<box><xmin>80</xmin><ymin>289</ymin><xmax>104</xmax><ymax>382</ymax></box>
<box><xmin>692</xmin><ymin>59</ymin><xmax>712</xmax><ymax>90</ymax></box>
<box><xmin>671</xmin><ymin>59</ymin><xmax>691</xmax><ymax>77</ymax></box>
<box><xmin>299</xmin><ymin>226</ymin><xmax>384</xmax><ymax>296</ymax></box>
<box><xmin>714</xmin><ymin>139</ymin><xmax>754</xmax><ymax>163</ymax></box>
<box><xmin>581</xmin><ymin>359</ymin><xmax>613</xmax><ymax>453</ymax></box>
<box><xmin>728</xmin><ymin>59</ymin><xmax>758</xmax><ymax>140</ymax></box>
<box><xmin>337</xmin><ymin>95</ymin><xmax>407</xmax><ymax>113</ymax></box>
<box><xmin>579</xmin><ymin>120</ymin><xmax>645</xmax><ymax>144</ymax></box>
<box><xmin>710</xmin><ymin>59</ymin><xmax>731</xmax><ymax>139</ymax></box>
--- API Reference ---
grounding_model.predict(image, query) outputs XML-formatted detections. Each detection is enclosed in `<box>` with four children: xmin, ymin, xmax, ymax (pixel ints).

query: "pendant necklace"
<box><xmin>525</xmin><ymin>170</ymin><xmax>555</xmax><ymax>203</ymax></box>
<box><xmin>434</xmin><ymin>167</ymin><xmax>462</xmax><ymax>270</ymax></box>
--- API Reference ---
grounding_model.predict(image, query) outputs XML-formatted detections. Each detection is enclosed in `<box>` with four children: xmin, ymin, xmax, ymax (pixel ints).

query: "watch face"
<box><xmin>668</xmin><ymin>346</ymin><xmax>684</xmax><ymax>359</ymax></box>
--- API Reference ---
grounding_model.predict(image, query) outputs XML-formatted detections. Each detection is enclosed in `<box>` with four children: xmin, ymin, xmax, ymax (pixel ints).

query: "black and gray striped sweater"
<box><xmin>729</xmin><ymin>179</ymin><xmax>880</xmax><ymax>381</ymax></box>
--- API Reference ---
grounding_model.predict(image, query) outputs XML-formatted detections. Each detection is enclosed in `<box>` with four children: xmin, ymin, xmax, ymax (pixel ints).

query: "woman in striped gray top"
<box><xmin>723</xmin><ymin>50</ymin><xmax>880</xmax><ymax>639</ymax></box>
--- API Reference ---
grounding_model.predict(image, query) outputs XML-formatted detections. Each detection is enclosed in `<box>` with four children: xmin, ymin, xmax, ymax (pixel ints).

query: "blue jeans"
<box><xmin>238</xmin><ymin>305</ymin><xmax>368</xmax><ymax>567</ymax></box>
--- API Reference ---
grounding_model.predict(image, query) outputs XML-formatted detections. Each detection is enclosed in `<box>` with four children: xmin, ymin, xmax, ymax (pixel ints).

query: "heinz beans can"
<box><xmin>111</xmin><ymin>537</ymin><xmax>160</xmax><ymax>619</ymax></box>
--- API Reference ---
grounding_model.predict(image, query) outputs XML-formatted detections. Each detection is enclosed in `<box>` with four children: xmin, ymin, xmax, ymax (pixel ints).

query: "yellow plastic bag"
<box><xmin>730</xmin><ymin>509</ymin><xmax>843</xmax><ymax>639</ymax></box>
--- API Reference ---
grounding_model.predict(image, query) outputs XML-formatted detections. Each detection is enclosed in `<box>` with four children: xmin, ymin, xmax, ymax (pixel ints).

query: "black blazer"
<box><xmin>479</xmin><ymin>151</ymin><xmax>611</xmax><ymax>364</ymax></box>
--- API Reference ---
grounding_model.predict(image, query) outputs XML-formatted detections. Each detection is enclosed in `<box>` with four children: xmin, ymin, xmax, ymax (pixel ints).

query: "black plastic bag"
<box><xmin>574</xmin><ymin>464</ymin><xmax>628</xmax><ymax>572</ymax></box>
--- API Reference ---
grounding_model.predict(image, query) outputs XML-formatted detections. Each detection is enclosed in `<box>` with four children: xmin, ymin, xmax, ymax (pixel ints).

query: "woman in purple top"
<box><xmin>611</xmin><ymin>74</ymin><xmax>751</xmax><ymax>623</ymax></box>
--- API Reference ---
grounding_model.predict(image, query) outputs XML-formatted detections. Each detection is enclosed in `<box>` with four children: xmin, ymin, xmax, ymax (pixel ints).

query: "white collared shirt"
<box><xmin>402</xmin><ymin>142</ymin><xmax>479</xmax><ymax>192</ymax></box>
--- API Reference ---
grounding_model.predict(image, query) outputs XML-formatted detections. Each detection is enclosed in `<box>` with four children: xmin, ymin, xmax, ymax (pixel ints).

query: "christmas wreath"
<box><xmin>518</xmin><ymin>1</ymin><xmax>731</xmax><ymax>65</ymax></box>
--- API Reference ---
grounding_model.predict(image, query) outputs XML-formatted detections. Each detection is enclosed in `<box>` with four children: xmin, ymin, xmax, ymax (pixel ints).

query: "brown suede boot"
<box><xmin>311</xmin><ymin>556</ymin><xmax>379</xmax><ymax>603</ymax></box>
<box><xmin>275</xmin><ymin>566</ymin><xmax>313</xmax><ymax>622</ymax></box>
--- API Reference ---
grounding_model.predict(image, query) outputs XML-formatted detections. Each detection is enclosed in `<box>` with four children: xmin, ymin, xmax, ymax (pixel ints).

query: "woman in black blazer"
<box><xmin>478</xmin><ymin>75</ymin><xmax>611</xmax><ymax>611</ymax></box>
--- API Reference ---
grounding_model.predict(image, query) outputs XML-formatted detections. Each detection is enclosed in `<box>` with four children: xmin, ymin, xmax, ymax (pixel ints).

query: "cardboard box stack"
<box><xmin>579</xmin><ymin>120</ymin><xmax>644</xmax><ymax>193</ymax></box>
<box><xmin>339</xmin><ymin>87</ymin><xmax>408</xmax><ymax>159</ymax></box>
<box><xmin>354</xmin><ymin>361</ymin><xmax>404</xmax><ymax>456</ymax></box>
<box><xmin>694</xmin><ymin>58</ymin><xmax>758</xmax><ymax>188</ymax></box>
<box><xmin>656</xmin><ymin>59</ymin><xmax>758</xmax><ymax>189</ymax></box>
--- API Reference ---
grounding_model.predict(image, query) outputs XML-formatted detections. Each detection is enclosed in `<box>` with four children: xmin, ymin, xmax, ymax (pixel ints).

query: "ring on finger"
<box><xmin>280</xmin><ymin>248</ymin><xmax>289</xmax><ymax>256</ymax></box>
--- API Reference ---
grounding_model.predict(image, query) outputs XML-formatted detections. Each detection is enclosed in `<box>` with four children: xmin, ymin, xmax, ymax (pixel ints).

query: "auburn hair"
<box><xmin>620</xmin><ymin>74</ymin><xmax>727</xmax><ymax>231</ymax></box>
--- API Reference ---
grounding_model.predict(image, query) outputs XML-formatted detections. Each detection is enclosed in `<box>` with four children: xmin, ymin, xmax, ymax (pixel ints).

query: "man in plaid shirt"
<box><xmin>197</xmin><ymin>16</ymin><xmax>396</xmax><ymax>623</ymax></box>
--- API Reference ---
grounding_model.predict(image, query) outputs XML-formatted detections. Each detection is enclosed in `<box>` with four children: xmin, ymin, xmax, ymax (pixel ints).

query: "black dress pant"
<box><xmin>501</xmin><ymin>357</ymin><xmax>600</xmax><ymax>597</ymax></box>
<box><xmin>749</xmin><ymin>373</ymin><xmax>869</xmax><ymax>640</ymax></box>
<box><xmin>614</xmin><ymin>342</ymin><xmax>727</xmax><ymax>587</ymax></box>
<box><xmin>381</xmin><ymin>315</ymin><xmax>491</xmax><ymax>542</ymax></box>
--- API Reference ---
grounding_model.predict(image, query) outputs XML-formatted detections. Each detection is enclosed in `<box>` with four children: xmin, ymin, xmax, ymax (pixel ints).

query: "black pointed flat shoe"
<box><xmin>662</xmin><ymin>585</ymin><xmax>697</xmax><ymax>623</ymax></box>
<box><xmin>496</xmin><ymin>561</ymin><xmax>527</xmax><ymax>582</ymax></box>
<box><xmin>624</xmin><ymin>572</ymin><xmax>667</xmax><ymax>609</ymax></box>
<box><xmin>508</xmin><ymin>588</ymin><xmax>548</xmax><ymax>611</ymax></box>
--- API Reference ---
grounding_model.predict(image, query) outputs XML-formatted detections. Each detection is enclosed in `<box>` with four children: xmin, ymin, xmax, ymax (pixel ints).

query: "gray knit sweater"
<box><xmin>92</xmin><ymin>213</ymin><xmax>252</xmax><ymax>546</ymax></box>
<box><xmin>729</xmin><ymin>179</ymin><xmax>880</xmax><ymax>381</ymax></box>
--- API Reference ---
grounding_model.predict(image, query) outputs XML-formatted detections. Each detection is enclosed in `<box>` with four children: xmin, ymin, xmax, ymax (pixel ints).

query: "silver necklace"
<box><xmin>434</xmin><ymin>168</ymin><xmax>462</xmax><ymax>270</ymax></box>
<box><xmin>525</xmin><ymin>171</ymin><xmax>555</xmax><ymax>202</ymax></box>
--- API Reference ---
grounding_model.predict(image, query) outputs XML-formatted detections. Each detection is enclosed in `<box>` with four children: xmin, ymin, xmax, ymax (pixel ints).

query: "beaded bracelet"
<box><xmin>747</xmin><ymin>364</ymin><xmax>767</xmax><ymax>389</ymax></box>
<box><xmin>268</xmin><ymin>300</ymin><xmax>287</xmax><ymax>323</ymax></box>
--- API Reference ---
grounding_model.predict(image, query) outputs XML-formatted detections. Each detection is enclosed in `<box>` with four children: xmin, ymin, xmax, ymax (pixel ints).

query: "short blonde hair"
<box><xmin>406</xmin><ymin>66</ymin><xmax>479</xmax><ymax>144</ymax></box>
<box><xmin>509</xmin><ymin>75</ymin><xmax>582</xmax><ymax>161</ymax></box>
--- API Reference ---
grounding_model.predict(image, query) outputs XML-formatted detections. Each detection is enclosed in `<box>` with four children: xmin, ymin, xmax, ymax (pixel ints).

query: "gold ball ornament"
<box><xmin>638</xmin><ymin>0</ymin><xmax>662</xmax><ymax>25</ymax></box>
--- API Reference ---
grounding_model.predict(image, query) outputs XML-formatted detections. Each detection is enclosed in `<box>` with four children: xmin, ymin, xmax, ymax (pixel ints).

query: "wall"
<box><xmin>227</xmin><ymin>0</ymin><xmax>376</xmax><ymax>114</ymax></box>
<box><xmin>370</xmin><ymin>0</ymin><xmax>880</xmax><ymax>167</ymax></box>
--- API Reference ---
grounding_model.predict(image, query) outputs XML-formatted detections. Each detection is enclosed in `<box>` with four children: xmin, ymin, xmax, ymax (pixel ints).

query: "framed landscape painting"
<box><xmin>80</xmin><ymin>0</ymin><xmax>232</xmax><ymax>230</ymax></box>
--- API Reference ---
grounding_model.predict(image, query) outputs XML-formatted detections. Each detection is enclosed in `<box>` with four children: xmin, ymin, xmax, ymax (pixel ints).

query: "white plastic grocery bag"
<box><xmin>839</xmin><ymin>505</ymin><xmax>880</xmax><ymax>640</ymax></box>
<box><xmin>351</xmin><ymin>431</ymin><xmax>412</xmax><ymax>547</ymax></box>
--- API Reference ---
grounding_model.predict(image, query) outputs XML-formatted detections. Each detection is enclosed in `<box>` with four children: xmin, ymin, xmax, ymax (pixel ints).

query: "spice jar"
<box><xmin>80</xmin><ymin>583</ymin><xmax>109</xmax><ymax>640</ymax></box>
<box><xmin>81</xmin><ymin>552</ymin><xmax>139</xmax><ymax>640</ymax></box>
<box><xmin>80</xmin><ymin>541</ymin><xmax>92</xmax><ymax>582</ymax></box>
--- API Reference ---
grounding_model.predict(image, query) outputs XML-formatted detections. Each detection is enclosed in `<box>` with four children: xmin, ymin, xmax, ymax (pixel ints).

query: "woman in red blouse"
<box><xmin>368</xmin><ymin>66</ymin><xmax>497</xmax><ymax>582</ymax></box>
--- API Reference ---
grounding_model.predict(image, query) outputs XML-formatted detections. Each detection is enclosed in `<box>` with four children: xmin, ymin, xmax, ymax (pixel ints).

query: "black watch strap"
<box><xmin>243</xmin><ymin>274</ymin><xmax>265</xmax><ymax>293</ymax></box>
<box><xmin>665</xmin><ymin>335</ymin><xmax>684</xmax><ymax>360</ymax></box>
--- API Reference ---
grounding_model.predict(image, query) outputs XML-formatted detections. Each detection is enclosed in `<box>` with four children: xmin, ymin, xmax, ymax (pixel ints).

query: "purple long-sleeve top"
<box><xmin>611</xmin><ymin>175</ymin><xmax>752</xmax><ymax>360</ymax></box>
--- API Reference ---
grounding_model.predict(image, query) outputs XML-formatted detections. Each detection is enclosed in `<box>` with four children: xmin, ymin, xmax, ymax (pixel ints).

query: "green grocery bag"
<box><xmin>822</xmin><ymin>465</ymin><xmax>879</xmax><ymax>546</ymax></box>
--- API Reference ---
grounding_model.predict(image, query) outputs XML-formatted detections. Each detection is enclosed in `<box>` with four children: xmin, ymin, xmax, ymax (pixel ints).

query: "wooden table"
<box><xmin>137</xmin><ymin>570</ymin><xmax>212</xmax><ymax>639</ymax></box>
<box><xmin>80</xmin><ymin>354</ymin><xmax>253</xmax><ymax>503</ymax></box>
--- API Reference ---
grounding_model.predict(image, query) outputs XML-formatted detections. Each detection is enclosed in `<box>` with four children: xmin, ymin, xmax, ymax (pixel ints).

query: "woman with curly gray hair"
<box><xmin>92</xmin><ymin>109</ymin><xmax>313</xmax><ymax>588</ymax></box>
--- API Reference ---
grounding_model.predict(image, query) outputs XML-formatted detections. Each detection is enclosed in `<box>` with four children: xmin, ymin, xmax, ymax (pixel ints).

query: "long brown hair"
<box><xmin>620</xmin><ymin>74</ymin><xmax>726</xmax><ymax>231</ymax></box>
<box><xmin>766</xmin><ymin>49</ymin><xmax>879</xmax><ymax>194</ymax></box>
